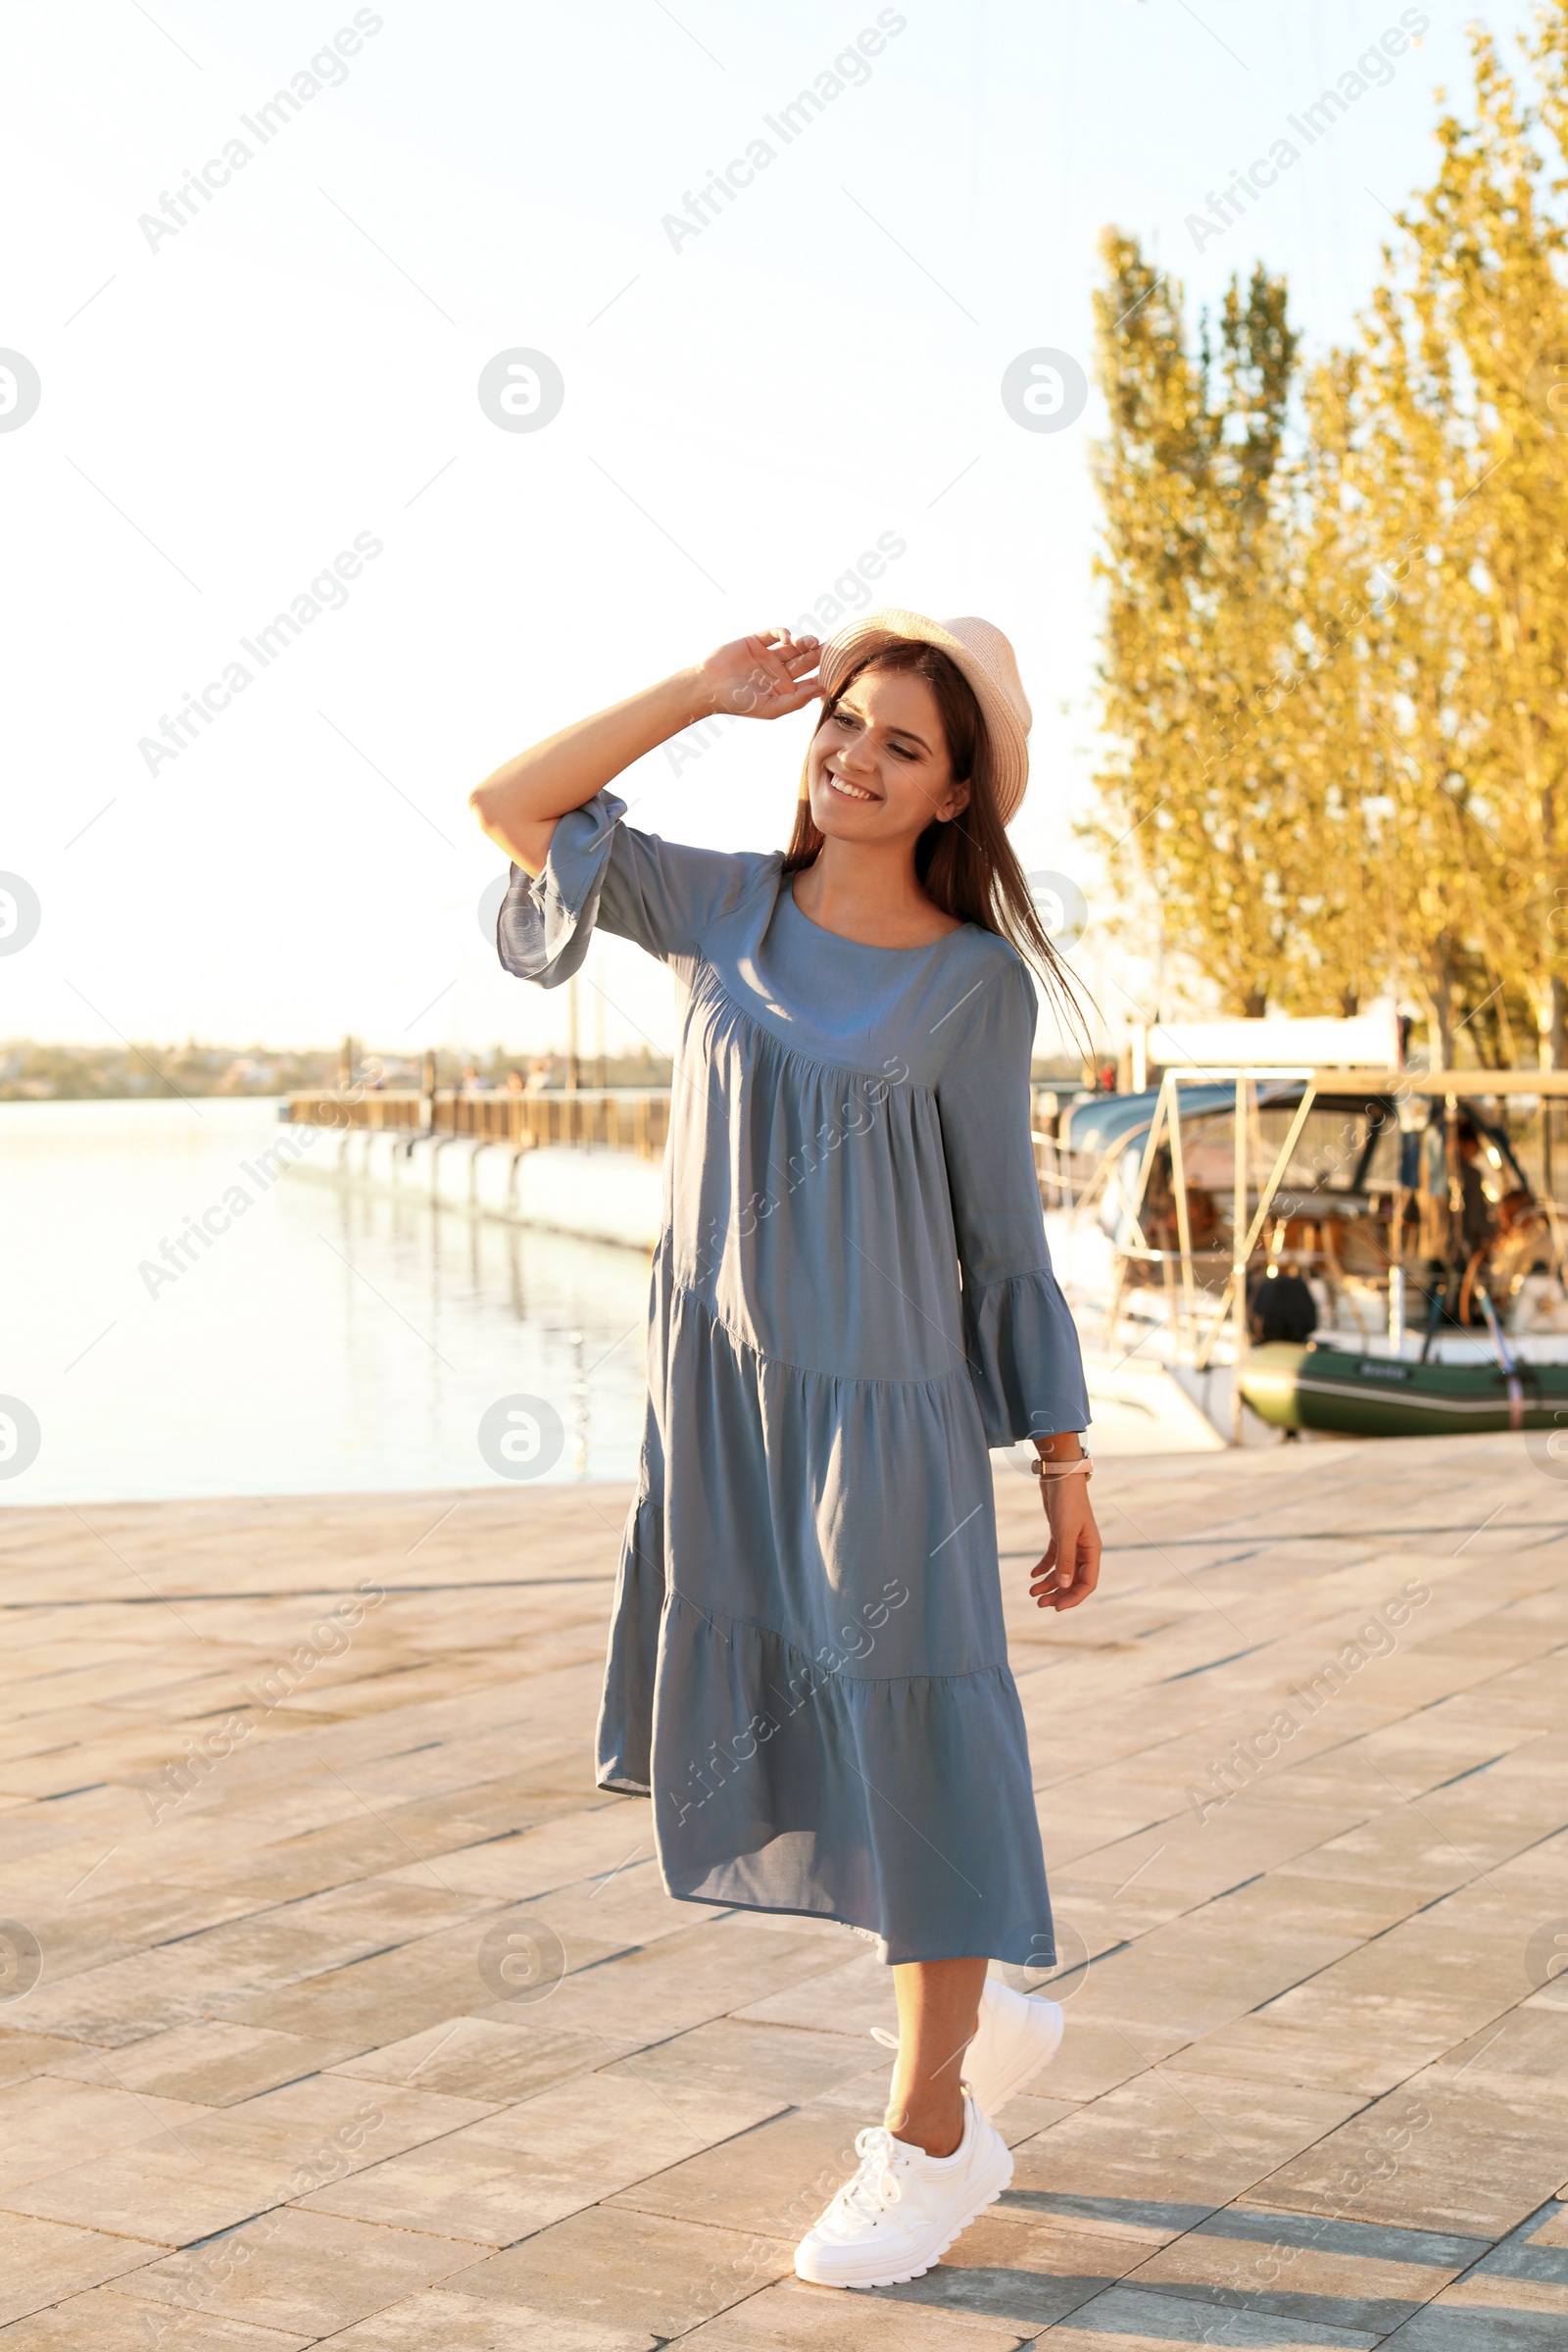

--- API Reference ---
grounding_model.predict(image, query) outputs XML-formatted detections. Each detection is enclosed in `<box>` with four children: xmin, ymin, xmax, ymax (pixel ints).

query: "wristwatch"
<box><xmin>1031</xmin><ymin>1439</ymin><xmax>1093</xmax><ymax>1483</ymax></box>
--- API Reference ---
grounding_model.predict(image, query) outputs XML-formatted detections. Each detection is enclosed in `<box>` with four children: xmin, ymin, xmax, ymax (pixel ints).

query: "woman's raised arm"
<box><xmin>468</xmin><ymin>630</ymin><xmax>821</xmax><ymax>875</ymax></box>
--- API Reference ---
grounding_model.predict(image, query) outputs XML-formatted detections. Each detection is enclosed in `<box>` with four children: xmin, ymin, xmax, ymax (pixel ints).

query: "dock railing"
<box><xmin>282</xmin><ymin>1088</ymin><xmax>672</xmax><ymax>1161</ymax></box>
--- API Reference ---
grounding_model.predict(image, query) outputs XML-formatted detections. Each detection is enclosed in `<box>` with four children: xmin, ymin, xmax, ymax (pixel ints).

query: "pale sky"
<box><xmin>1</xmin><ymin>0</ymin><xmax>1524</xmax><ymax>1065</ymax></box>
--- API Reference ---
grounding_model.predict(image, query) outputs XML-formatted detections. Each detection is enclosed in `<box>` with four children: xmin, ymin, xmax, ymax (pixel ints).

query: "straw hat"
<box><xmin>816</xmin><ymin>610</ymin><xmax>1033</xmax><ymax>824</ymax></box>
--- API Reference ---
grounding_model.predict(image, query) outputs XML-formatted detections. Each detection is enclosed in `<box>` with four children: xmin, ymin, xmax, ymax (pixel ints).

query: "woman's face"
<box><xmin>806</xmin><ymin>667</ymin><xmax>971</xmax><ymax>845</ymax></box>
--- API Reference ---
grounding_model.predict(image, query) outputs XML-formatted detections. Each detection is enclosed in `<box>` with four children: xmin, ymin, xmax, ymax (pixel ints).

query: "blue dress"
<box><xmin>498</xmin><ymin>790</ymin><xmax>1090</xmax><ymax>1966</ymax></box>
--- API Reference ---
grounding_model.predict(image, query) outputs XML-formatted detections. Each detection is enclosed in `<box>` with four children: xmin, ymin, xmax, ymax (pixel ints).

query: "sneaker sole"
<box><xmin>967</xmin><ymin>1999</ymin><xmax>1064</xmax><ymax>2116</ymax></box>
<box><xmin>793</xmin><ymin>2140</ymin><xmax>1014</xmax><ymax>2290</ymax></box>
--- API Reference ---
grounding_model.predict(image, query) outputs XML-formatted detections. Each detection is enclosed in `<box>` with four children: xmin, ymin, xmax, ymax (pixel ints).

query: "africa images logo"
<box><xmin>135</xmin><ymin>12</ymin><xmax>385</xmax><ymax>254</ymax></box>
<box><xmin>135</xmin><ymin>534</ymin><xmax>383</xmax><ymax>776</ymax></box>
<box><xmin>0</xmin><ymin>351</ymin><xmax>41</xmax><ymax>432</ymax></box>
<box><xmin>660</xmin><ymin>10</ymin><xmax>907</xmax><ymax>252</ymax></box>
<box><xmin>1184</xmin><ymin>10</ymin><xmax>1430</xmax><ymax>252</ymax></box>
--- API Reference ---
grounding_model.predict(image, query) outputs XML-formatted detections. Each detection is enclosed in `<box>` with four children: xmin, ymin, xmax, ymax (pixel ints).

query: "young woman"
<box><xmin>471</xmin><ymin>612</ymin><xmax>1102</xmax><ymax>2289</ymax></box>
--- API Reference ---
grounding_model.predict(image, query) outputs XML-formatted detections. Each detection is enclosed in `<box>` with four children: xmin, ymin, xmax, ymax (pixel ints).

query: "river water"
<box><xmin>1</xmin><ymin>1100</ymin><xmax>651</xmax><ymax>1504</ymax></box>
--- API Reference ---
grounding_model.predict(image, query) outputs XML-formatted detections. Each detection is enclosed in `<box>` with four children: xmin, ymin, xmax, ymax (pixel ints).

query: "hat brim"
<box><xmin>816</xmin><ymin>609</ymin><xmax>1030</xmax><ymax>824</ymax></box>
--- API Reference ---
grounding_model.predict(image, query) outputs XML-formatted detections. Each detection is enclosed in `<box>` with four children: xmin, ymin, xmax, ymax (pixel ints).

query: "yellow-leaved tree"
<box><xmin>1089</xmin><ymin>10</ymin><xmax>1568</xmax><ymax>1065</ymax></box>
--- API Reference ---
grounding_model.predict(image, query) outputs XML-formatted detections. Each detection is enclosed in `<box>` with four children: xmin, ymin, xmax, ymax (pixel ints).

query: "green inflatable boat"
<box><xmin>1241</xmin><ymin>1340</ymin><xmax>1568</xmax><ymax>1438</ymax></box>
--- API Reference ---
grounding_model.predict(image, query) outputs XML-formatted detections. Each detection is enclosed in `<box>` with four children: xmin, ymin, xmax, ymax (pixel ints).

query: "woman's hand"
<box><xmin>693</xmin><ymin>630</ymin><xmax>822</xmax><ymax>721</ymax></box>
<box><xmin>470</xmin><ymin>630</ymin><xmax>822</xmax><ymax>876</ymax></box>
<box><xmin>1027</xmin><ymin>1460</ymin><xmax>1102</xmax><ymax>1613</ymax></box>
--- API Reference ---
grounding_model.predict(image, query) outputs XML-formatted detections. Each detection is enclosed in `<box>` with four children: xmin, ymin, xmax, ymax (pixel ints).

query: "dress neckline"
<box><xmin>780</xmin><ymin>874</ymin><xmax>973</xmax><ymax>956</ymax></box>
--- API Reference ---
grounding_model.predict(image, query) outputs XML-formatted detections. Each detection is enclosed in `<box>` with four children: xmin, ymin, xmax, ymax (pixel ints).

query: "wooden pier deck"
<box><xmin>0</xmin><ymin>1435</ymin><xmax>1564</xmax><ymax>2348</ymax></box>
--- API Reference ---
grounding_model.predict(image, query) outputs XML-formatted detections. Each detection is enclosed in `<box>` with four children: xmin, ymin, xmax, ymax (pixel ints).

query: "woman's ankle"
<box><xmin>884</xmin><ymin>2097</ymin><xmax>966</xmax><ymax>2159</ymax></box>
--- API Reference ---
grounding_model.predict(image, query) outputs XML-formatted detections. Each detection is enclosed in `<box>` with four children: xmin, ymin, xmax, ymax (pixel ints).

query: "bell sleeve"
<box><xmin>495</xmin><ymin>787</ymin><xmax>761</xmax><ymax>988</ymax></box>
<box><xmin>935</xmin><ymin>956</ymin><xmax>1091</xmax><ymax>1446</ymax></box>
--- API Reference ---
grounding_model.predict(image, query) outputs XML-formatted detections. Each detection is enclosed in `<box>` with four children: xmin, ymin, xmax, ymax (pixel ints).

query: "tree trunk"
<box><xmin>1428</xmin><ymin>938</ymin><xmax>1457</xmax><ymax>1068</ymax></box>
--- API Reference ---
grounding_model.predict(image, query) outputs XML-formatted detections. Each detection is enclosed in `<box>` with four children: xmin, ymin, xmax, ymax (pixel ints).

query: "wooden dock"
<box><xmin>1</xmin><ymin>1435</ymin><xmax>1565</xmax><ymax>2347</ymax></box>
<box><xmin>282</xmin><ymin>1088</ymin><xmax>672</xmax><ymax>1160</ymax></box>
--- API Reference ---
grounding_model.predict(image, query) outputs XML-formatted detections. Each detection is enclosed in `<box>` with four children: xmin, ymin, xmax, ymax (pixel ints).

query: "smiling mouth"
<box><xmin>825</xmin><ymin>769</ymin><xmax>879</xmax><ymax>804</ymax></box>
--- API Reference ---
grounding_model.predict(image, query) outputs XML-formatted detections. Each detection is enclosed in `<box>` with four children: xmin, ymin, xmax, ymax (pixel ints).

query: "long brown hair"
<box><xmin>781</xmin><ymin>639</ymin><xmax>1091</xmax><ymax>1052</ymax></box>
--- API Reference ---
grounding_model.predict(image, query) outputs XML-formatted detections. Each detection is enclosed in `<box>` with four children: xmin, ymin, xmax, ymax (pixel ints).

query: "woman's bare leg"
<box><xmin>883</xmin><ymin>1956</ymin><xmax>990</xmax><ymax>2156</ymax></box>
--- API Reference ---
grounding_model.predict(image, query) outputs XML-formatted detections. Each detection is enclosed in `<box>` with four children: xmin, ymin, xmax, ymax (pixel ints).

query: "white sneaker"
<box><xmin>959</xmin><ymin>1978</ymin><xmax>1064</xmax><ymax>2117</ymax></box>
<box><xmin>793</xmin><ymin>2097</ymin><xmax>1012</xmax><ymax>2289</ymax></box>
<box><xmin>867</xmin><ymin>1976</ymin><xmax>1063</xmax><ymax>2121</ymax></box>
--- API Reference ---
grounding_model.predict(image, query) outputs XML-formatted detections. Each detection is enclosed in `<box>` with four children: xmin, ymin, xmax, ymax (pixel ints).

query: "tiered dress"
<box><xmin>498</xmin><ymin>790</ymin><xmax>1090</xmax><ymax>1966</ymax></box>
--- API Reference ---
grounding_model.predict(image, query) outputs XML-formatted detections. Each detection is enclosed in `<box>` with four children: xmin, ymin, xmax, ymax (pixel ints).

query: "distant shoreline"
<box><xmin>0</xmin><ymin>1040</ymin><xmax>675</xmax><ymax>1102</ymax></box>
